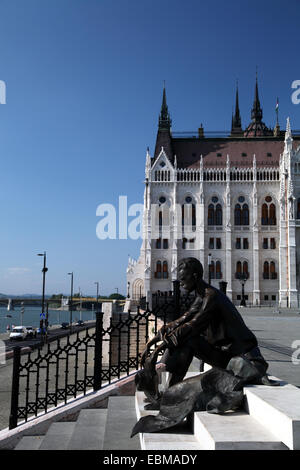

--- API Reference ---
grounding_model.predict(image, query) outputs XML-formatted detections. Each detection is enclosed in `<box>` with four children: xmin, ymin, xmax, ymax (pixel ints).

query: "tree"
<box><xmin>108</xmin><ymin>293</ymin><xmax>125</xmax><ymax>300</ymax></box>
<box><xmin>50</xmin><ymin>294</ymin><xmax>63</xmax><ymax>300</ymax></box>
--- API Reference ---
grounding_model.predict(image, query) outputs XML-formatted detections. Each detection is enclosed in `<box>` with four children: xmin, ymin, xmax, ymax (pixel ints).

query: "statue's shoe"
<box><xmin>259</xmin><ymin>375</ymin><xmax>281</xmax><ymax>386</ymax></box>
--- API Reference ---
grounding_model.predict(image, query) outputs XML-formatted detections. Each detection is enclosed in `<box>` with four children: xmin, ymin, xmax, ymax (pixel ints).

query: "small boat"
<box><xmin>7</xmin><ymin>299</ymin><xmax>14</xmax><ymax>311</ymax></box>
<box><xmin>6</xmin><ymin>314</ymin><xmax>12</xmax><ymax>318</ymax></box>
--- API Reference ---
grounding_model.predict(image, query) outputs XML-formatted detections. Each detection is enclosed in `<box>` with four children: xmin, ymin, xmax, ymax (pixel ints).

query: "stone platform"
<box><xmin>3</xmin><ymin>363</ymin><xmax>300</xmax><ymax>450</ymax></box>
<box><xmin>135</xmin><ymin>370</ymin><xmax>300</xmax><ymax>450</ymax></box>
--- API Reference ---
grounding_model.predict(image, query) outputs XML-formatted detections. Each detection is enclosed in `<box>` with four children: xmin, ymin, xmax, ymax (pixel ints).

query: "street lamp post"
<box><xmin>79</xmin><ymin>287</ymin><xmax>82</xmax><ymax>321</ymax></box>
<box><xmin>45</xmin><ymin>301</ymin><xmax>49</xmax><ymax>340</ymax></box>
<box><xmin>68</xmin><ymin>272</ymin><xmax>73</xmax><ymax>332</ymax></box>
<box><xmin>239</xmin><ymin>273</ymin><xmax>248</xmax><ymax>307</ymax></box>
<box><xmin>20</xmin><ymin>302</ymin><xmax>25</xmax><ymax>327</ymax></box>
<box><xmin>38</xmin><ymin>252</ymin><xmax>48</xmax><ymax>337</ymax></box>
<box><xmin>94</xmin><ymin>282</ymin><xmax>99</xmax><ymax>316</ymax></box>
<box><xmin>208</xmin><ymin>253</ymin><xmax>212</xmax><ymax>286</ymax></box>
<box><xmin>127</xmin><ymin>281</ymin><xmax>130</xmax><ymax>299</ymax></box>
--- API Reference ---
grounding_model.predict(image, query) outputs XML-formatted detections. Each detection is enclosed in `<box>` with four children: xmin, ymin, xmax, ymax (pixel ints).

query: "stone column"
<box><xmin>101</xmin><ymin>301</ymin><xmax>115</xmax><ymax>365</ymax></box>
<box><xmin>198</xmin><ymin>182</ymin><xmax>205</xmax><ymax>268</ymax></box>
<box><xmin>252</xmin><ymin>178</ymin><xmax>260</xmax><ymax>306</ymax></box>
<box><xmin>279</xmin><ymin>220</ymin><xmax>288</xmax><ymax>307</ymax></box>
<box><xmin>288</xmin><ymin>217</ymin><xmax>298</xmax><ymax>307</ymax></box>
<box><xmin>225</xmin><ymin>182</ymin><xmax>232</xmax><ymax>300</ymax></box>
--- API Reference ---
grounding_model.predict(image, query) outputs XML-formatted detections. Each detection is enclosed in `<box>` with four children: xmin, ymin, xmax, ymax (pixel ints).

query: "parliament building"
<box><xmin>127</xmin><ymin>80</ymin><xmax>300</xmax><ymax>307</ymax></box>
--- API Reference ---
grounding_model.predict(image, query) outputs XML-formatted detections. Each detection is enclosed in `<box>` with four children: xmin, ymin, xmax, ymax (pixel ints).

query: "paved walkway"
<box><xmin>239</xmin><ymin>308</ymin><xmax>300</xmax><ymax>387</ymax></box>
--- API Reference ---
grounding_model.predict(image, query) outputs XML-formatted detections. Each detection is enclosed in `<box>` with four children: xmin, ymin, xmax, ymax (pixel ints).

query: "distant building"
<box><xmin>127</xmin><ymin>79</ymin><xmax>300</xmax><ymax>307</ymax></box>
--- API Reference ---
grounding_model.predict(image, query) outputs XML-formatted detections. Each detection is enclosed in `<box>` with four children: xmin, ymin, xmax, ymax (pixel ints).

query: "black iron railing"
<box><xmin>8</xmin><ymin>302</ymin><xmax>172</xmax><ymax>430</ymax></box>
<box><xmin>8</xmin><ymin>280</ymin><xmax>201</xmax><ymax>430</ymax></box>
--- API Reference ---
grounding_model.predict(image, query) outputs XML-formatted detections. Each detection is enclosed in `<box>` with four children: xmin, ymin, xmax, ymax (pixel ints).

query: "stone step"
<box><xmin>14</xmin><ymin>436</ymin><xmax>45</xmax><ymax>450</ymax></box>
<box><xmin>141</xmin><ymin>431</ymin><xmax>204</xmax><ymax>451</ymax></box>
<box><xmin>194</xmin><ymin>411</ymin><xmax>288</xmax><ymax>450</ymax></box>
<box><xmin>102</xmin><ymin>396</ymin><xmax>141</xmax><ymax>450</ymax></box>
<box><xmin>135</xmin><ymin>391</ymin><xmax>203</xmax><ymax>450</ymax></box>
<box><xmin>39</xmin><ymin>422</ymin><xmax>76</xmax><ymax>450</ymax></box>
<box><xmin>67</xmin><ymin>409</ymin><xmax>108</xmax><ymax>450</ymax></box>
<box><xmin>135</xmin><ymin>391</ymin><xmax>159</xmax><ymax>420</ymax></box>
<box><xmin>244</xmin><ymin>379</ymin><xmax>300</xmax><ymax>450</ymax></box>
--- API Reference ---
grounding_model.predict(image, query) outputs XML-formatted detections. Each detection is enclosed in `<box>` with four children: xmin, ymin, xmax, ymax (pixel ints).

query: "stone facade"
<box><xmin>127</xmin><ymin>86</ymin><xmax>300</xmax><ymax>307</ymax></box>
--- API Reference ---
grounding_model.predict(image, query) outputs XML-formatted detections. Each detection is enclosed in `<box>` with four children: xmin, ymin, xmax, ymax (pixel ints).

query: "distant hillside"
<box><xmin>0</xmin><ymin>294</ymin><xmax>51</xmax><ymax>299</ymax></box>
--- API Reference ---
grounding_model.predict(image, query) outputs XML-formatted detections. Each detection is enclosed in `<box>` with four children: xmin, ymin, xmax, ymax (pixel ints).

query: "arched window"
<box><xmin>216</xmin><ymin>261</ymin><xmax>222</xmax><ymax>279</ymax></box>
<box><xmin>207</xmin><ymin>197</ymin><xmax>222</xmax><ymax>226</ymax></box>
<box><xmin>158</xmin><ymin>210</ymin><xmax>163</xmax><ymax>237</ymax></box>
<box><xmin>208</xmin><ymin>204</ymin><xmax>214</xmax><ymax>226</ymax></box>
<box><xmin>210</xmin><ymin>261</ymin><xmax>215</xmax><ymax>279</ymax></box>
<box><xmin>155</xmin><ymin>261</ymin><xmax>162</xmax><ymax>279</ymax></box>
<box><xmin>269</xmin><ymin>204</ymin><xmax>276</xmax><ymax>225</ymax></box>
<box><xmin>234</xmin><ymin>204</ymin><xmax>242</xmax><ymax>225</ymax></box>
<box><xmin>261</xmin><ymin>197</ymin><xmax>276</xmax><ymax>226</ymax></box>
<box><xmin>241</xmin><ymin>204</ymin><xmax>249</xmax><ymax>225</ymax></box>
<box><xmin>182</xmin><ymin>197</ymin><xmax>196</xmax><ymax>230</ymax></box>
<box><xmin>263</xmin><ymin>261</ymin><xmax>269</xmax><ymax>279</ymax></box>
<box><xmin>215</xmin><ymin>204</ymin><xmax>222</xmax><ymax>225</ymax></box>
<box><xmin>261</xmin><ymin>204</ymin><xmax>268</xmax><ymax>225</ymax></box>
<box><xmin>243</xmin><ymin>261</ymin><xmax>249</xmax><ymax>278</ymax></box>
<box><xmin>236</xmin><ymin>261</ymin><xmax>242</xmax><ymax>279</ymax></box>
<box><xmin>270</xmin><ymin>261</ymin><xmax>277</xmax><ymax>279</ymax></box>
<box><xmin>297</xmin><ymin>198</ymin><xmax>300</xmax><ymax>219</ymax></box>
<box><xmin>162</xmin><ymin>261</ymin><xmax>168</xmax><ymax>279</ymax></box>
<box><xmin>192</xmin><ymin>204</ymin><xmax>196</xmax><ymax>226</ymax></box>
<box><xmin>158</xmin><ymin>211</ymin><xmax>163</xmax><ymax>227</ymax></box>
<box><xmin>156</xmin><ymin>238</ymin><xmax>161</xmax><ymax>249</ymax></box>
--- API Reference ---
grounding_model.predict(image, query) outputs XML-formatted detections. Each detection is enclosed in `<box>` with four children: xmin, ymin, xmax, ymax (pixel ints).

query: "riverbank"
<box><xmin>0</xmin><ymin>305</ymin><xmax>96</xmax><ymax>334</ymax></box>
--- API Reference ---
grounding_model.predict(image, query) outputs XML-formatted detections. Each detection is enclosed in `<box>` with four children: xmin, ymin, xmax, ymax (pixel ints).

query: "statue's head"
<box><xmin>178</xmin><ymin>257</ymin><xmax>204</xmax><ymax>292</ymax></box>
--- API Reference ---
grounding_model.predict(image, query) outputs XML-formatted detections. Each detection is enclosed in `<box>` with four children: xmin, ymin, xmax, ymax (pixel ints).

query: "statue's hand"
<box><xmin>149</xmin><ymin>342</ymin><xmax>166</xmax><ymax>365</ymax></box>
<box><xmin>164</xmin><ymin>323</ymin><xmax>192</xmax><ymax>347</ymax></box>
<box><xmin>158</xmin><ymin>321</ymin><xmax>177</xmax><ymax>340</ymax></box>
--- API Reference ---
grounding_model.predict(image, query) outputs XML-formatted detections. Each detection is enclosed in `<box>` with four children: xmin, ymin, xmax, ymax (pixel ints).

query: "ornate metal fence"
<box><xmin>8</xmin><ymin>283</ymin><xmax>195</xmax><ymax>430</ymax></box>
<box><xmin>8</xmin><ymin>305</ymin><xmax>168</xmax><ymax>429</ymax></box>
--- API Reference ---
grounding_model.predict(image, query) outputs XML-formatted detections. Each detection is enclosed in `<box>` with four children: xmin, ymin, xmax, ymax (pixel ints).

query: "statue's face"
<box><xmin>178</xmin><ymin>265</ymin><xmax>197</xmax><ymax>292</ymax></box>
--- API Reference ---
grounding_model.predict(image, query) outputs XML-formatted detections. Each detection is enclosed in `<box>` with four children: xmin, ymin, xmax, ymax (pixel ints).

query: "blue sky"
<box><xmin>0</xmin><ymin>0</ymin><xmax>299</xmax><ymax>295</ymax></box>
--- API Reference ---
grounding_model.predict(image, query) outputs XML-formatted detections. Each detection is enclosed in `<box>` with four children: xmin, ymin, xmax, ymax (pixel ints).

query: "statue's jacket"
<box><xmin>166</xmin><ymin>287</ymin><xmax>257</xmax><ymax>357</ymax></box>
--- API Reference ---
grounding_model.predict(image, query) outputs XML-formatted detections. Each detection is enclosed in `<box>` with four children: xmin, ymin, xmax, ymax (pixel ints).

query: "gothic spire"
<box><xmin>244</xmin><ymin>72</ymin><xmax>273</xmax><ymax>137</ymax></box>
<box><xmin>158</xmin><ymin>84</ymin><xmax>172</xmax><ymax>130</ymax></box>
<box><xmin>154</xmin><ymin>84</ymin><xmax>174</xmax><ymax>162</ymax></box>
<box><xmin>251</xmin><ymin>73</ymin><xmax>263</xmax><ymax>122</ymax></box>
<box><xmin>231</xmin><ymin>81</ymin><xmax>243</xmax><ymax>135</ymax></box>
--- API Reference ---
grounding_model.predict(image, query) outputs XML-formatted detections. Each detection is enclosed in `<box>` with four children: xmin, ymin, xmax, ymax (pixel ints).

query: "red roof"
<box><xmin>172</xmin><ymin>137</ymin><xmax>300</xmax><ymax>169</ymax></box>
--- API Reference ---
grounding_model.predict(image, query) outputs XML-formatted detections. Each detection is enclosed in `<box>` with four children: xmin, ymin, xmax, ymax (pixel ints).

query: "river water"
<box><xmin>0</xmin><ymin>305</ymin><xmax>96</xmax><ymax>333</ymax></box>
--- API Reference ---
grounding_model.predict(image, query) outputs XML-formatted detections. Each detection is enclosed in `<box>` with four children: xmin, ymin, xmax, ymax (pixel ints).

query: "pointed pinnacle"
<box><xmin>251</xmin><ymin>72</ymin><xmax>262</xmax><ymax>122</ymax></box>
<box><xmin>159</xmin><ymin>85</ymin><xmax>171</xmax><ymax>130</ymax></box>
<box><xmin>285</xmin><ymin>117</ymin><xmax>292</xmax><ymax>141</ymax></box>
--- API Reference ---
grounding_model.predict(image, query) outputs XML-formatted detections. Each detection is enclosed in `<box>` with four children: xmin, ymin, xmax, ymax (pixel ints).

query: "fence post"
<box><xmin>9</xmin><ymin>346</ymin><xmax>21</xmax><ymax>430</ymax></box>
<box><xmin>173</xmin><ymin>280</ymin><xmax>181</xmax><ymax>319</ymax></box>
<box><xmin>93</xmin><ymin>312</ymin><xmax>103</xmax><ymax>392</ymax></box>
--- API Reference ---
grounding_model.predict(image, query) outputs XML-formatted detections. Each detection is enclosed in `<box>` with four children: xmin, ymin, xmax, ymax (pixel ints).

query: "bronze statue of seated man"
<box><xmin>142</xmin><ymin>257</ymin><xmax>270</xmax><ymax>388</ymax></box>
<box><xmin>131</xmin><ymin>257</ymin><xmax>278</xmax><ymax>436</ymax></box>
